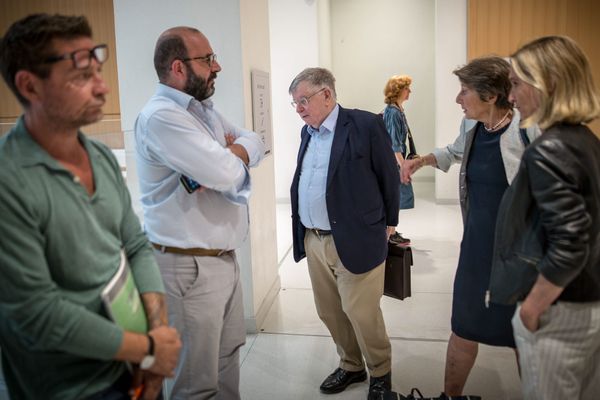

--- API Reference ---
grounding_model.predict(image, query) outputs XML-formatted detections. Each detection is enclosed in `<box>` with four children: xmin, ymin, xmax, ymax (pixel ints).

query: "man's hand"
<box><xmin>141</xmin><ymin>371</ymin><xmax>164</xmax><ymax>400</ymax></box>
<box><xmin>228</xmin><ymin>143</ymin><xmax>249</xmax><ymax>165</ymax></box>
<box><xmin>386</xmin><ymin>226</ymin><xmax>395</xmax><ymax>241</ymax></box>
<box><xmin>225</xmin><ymin>132</ymin><xmax>250</xmax><ymax>165</ymax></box>
<box><xmin>401</xmin><ymin>158</ymin><xmax>421</xmax><ymax>184</ymax></box>
<box><xmin>225</xmin><ymin>133</ymin><xmax>236</xmax><ymax>146</ymax></box>
<box><xmin>147</xmin><ymin>326</ymin><xmax>181</xmax><ymax>377</ymax></box>
<box><xmin>129</xmin><ymin>368</ymin><xmax>164</xmax><ymax>400</ymax></box>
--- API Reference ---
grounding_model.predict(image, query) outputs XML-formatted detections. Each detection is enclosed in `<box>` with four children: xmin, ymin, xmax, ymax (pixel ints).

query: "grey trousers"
<box><xmin>154</xmin><ymin>250</ymin><xmax>246</xmax><ymax>400</ymax></box>
<box><xmin>513</xmin><ymin>301</ymin><xmax>600</xmax><ymax>400</ymax></box>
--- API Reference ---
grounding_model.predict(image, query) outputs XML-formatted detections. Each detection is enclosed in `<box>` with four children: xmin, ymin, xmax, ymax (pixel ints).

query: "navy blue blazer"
<box><xmin>290</xmin><ymin>106</ymin><xmax>400</xmax><ymax>274</ymax></box>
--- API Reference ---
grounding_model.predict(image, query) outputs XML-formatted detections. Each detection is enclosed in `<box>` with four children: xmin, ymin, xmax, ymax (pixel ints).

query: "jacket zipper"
<box><xmin>485</xmin><ymin>253</ymin><xmax>539</xmax><ymax>309</ymax></box>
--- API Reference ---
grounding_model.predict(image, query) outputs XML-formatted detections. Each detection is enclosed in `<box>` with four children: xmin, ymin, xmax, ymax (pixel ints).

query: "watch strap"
<box><xmin>147</xmin><ymin>334</ymin><xmax>155</xmax><ymax>356</ymax></box>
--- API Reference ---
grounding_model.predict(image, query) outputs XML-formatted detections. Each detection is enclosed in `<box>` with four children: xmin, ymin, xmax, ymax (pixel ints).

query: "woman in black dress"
<box><xmin>402</xmin><ymin>57</ymin><xmax>538</xmax><ymax>396</ymax></box>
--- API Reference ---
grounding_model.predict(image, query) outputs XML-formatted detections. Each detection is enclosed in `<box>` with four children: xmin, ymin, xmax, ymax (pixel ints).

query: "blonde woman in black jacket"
<box><xmin>490</xmin><ymin>36</ymin><xmax>600</xmax><ymax>400</ymax></box>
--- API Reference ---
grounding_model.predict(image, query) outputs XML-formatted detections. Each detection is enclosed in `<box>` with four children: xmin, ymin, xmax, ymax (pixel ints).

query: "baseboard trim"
<box><xmin>245</xmin><ymin>275</ymin><xmax>281</xmax><ymax>333</ymax></box>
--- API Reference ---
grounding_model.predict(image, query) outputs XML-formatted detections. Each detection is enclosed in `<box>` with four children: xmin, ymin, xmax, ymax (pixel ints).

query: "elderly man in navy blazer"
<box><xmin>289</xmin><ymin>67</ymin><xmax>400</xmax><ymax>400</ymax></box>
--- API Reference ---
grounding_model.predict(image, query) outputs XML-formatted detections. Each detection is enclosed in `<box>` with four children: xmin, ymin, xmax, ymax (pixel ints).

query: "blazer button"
<box><xmin>332</xmin><ymin>220</ymin><xmax>337</xmax><ymax>224</ymax></box>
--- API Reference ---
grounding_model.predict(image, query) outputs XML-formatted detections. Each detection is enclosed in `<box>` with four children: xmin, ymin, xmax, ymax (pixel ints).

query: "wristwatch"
<box><xmin>140</xmin><ymin>334</ymin><xmax>156</xmax><ymax>370</ymax></box>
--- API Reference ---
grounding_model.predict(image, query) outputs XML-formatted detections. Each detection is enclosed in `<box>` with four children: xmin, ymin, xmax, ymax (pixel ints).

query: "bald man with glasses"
<box><xmin>135</xmin><ymin>26</ymin><xmax>264</xmax><ymax>399</ymax></box>
<box><xmin>0</xmin><ymin>14</ymin><xmax>181</xmax><ymax>400</ymax></box>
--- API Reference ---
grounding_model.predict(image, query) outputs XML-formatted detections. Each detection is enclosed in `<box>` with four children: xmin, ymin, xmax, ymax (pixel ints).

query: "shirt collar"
<box><xmin>12</xmin><ymin>116</ymin><xmax>98</xmax><ymax>170</ymax></box>
<box><xmin>307</xmin><ymin>104</ymin><xmax>339</xmax><ymax>136</ymax></box>
<box><xmin>156</xmin><ymin>82</ymin><xmax>214</xmax><ymax>111</ymax></box>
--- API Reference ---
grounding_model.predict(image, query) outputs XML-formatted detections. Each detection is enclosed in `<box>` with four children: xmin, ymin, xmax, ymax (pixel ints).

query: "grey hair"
<box><xmin>289</xmin><ymin>67</ymin><xmax>337</xmax><ymax>99</ymax></box>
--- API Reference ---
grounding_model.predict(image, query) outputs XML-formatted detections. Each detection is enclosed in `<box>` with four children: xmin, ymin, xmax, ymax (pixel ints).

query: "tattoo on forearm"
<box><xmin>141</xmin><ymin>293</ymin><xmax>167</xmax><ymax>328</ymax></box>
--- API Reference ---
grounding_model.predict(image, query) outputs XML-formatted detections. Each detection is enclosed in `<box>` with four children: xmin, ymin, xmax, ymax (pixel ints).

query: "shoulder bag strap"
<box><xmin>519</xmin><ymin>128</ymin><xmax>530</xmax><ymax>147</ymax></box>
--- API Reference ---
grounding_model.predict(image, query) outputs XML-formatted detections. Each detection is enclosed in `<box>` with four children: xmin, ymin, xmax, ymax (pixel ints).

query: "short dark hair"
<box><xmin>453</xmin><ymin>56</ymin><xmax>512</xmax><ymax>109</ymax></box>
<box><xmin>0</xmin><ymin>13</ymin><xmax>92</xmax><ymax>106</ymax></box>
<box><xmin>153</xmin><ymin>27</ymin><xmax>199</xmax><ymax>82</ymax></box>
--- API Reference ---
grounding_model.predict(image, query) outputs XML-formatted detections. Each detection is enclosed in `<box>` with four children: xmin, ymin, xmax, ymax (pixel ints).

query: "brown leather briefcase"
<box><xmin>384</xmin><ymin>243</ymin><xmax>413</xmax><ymax>300</ymax></box>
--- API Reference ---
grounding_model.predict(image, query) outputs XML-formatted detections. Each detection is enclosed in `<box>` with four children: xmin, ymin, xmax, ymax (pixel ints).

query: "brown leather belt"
<box><xmin>151</xmin><ymin>242</ymin><xmax>230</xmax><ymax>257</ymax></box>
<box><xmin>308</xmin><ymin>228</ymin><xmax>332</xmax><ymax>238</ymax></box>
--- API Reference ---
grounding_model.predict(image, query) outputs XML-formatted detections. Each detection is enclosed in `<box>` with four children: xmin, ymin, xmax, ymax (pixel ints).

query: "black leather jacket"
<box><xmin>489</xmin><ymin>123</ymin><xmax>600</xmax><ymax>304</ymax></box>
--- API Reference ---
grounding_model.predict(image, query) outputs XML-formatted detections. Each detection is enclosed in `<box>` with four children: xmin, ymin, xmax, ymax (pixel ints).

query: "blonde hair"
<box><xmin>511</xmin><ymin>35</ymin><xmax>600</xmax><ymax>129</ymax></box>
<box><xmin>384</xmin><ymin>75</ymin><xmax>412</xmax><ymax>104</ymax></box>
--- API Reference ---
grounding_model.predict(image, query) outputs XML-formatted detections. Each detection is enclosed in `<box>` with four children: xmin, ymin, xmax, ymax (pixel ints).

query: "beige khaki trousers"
<box><xmin>304</xmin><ymin>230</ymin><xmax>391</xmax><ymax>377</ymax></box>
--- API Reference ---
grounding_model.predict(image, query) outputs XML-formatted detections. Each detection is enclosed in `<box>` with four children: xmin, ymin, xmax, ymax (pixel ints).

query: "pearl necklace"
<box><xmin>484</xmin><ymin>110</ymin><xmax>511</xmax><ymax>132</ymax></box>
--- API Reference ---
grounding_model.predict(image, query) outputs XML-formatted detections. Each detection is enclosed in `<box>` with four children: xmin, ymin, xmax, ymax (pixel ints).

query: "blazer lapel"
<box><xmin>326</xmin><ymin>107</ymin><xmax>349</xmax><ymax>189</ymax></box>
<box><xmin>297</xmin><ymin>126</ymin><xmax>311</xmax><ymax>164</ymax></box>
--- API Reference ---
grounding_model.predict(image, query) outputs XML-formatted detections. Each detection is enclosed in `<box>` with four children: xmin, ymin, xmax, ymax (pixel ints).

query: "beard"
<box><xmin>183</xmin><ymin>66</ymin><xmax>216</xmax><ymax>101</ymax></box>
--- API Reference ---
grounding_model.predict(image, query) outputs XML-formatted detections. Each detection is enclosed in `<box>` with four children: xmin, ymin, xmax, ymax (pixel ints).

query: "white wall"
<box><xmin>113</xmin><ymin>0</ymin><xmax>279</xmax><ymax>332</ymax></box>
<box><xmin>434</xmin><ymin>0</ymin><xmax>467</xmax><ymax>202</ymax></box>
<box><xmin>268</xmin><ymin>0</ymin><xmax>320</xmax><ymax>201</ymax></box>
<box><xmin>238</xmin><ymin>0</ymin><xmax>280</xmax><ymax>332</ymax></box>
<box><xmin>329</xmin><ymin>0</ymin><xmax>436</xmax><ymax>182</ymax></box>
<box><xmin>114</xmin><ymin>0</ymin><xmax>245</xmax><ymax>213</ymax></box>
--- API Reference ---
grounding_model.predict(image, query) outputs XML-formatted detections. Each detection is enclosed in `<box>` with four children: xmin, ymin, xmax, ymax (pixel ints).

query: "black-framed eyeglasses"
<box><xmin>43</xmin><ymin>44</ymin><xmax>108</xmax><ymax>69</ymax></box>
<box><xmin>291</xmin><ymin>87</ymin><xmax>326</xmax><ymax>108</ymax></box>
<box><xmin>181</xmin><ymin>53</ymin><xmax>217</xmax><ymax>67</ymax></box>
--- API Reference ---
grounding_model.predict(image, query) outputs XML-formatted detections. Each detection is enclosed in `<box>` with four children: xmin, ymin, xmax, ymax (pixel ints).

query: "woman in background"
<box><xmin>382</xmin><ymin>75</ymin><xmax>415</xmax><ymax>246</ymax></box>
<box><xmin>401</xmin><ymin>56</ymin><xmax>538</xmax><ymax>396</ymax></box>
<box><xmin>490</xmin><ymin>36</ymin><xmax>600</xmax><ymax>400</ymax></box>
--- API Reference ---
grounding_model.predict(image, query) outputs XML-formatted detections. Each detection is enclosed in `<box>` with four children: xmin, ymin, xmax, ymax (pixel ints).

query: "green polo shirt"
<box><xmin>0</xmin><ymin>117</ymin><xmax>164</xmax><ymax>399</ymax></box>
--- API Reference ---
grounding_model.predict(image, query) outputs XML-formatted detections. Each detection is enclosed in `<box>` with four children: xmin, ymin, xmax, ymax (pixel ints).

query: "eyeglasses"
<box><xmin>44</xmin><ymin>44</ymin><xmax>108</xmax><ymax>69</ymax></box>
<box><xmin>181</xmin><ymin>53</ymin><xmax>217</xmax><ymax>67</ymax></box>
<box><xmin>291</xmin><ymin>87</ymin><xmax>326</xmax><ymax>108</ymax></box>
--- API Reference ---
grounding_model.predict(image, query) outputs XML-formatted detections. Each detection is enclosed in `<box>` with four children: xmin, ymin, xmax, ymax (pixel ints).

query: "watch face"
<box><xmin>140</xmin><ymin>355</ymin><xmax>156</xmax><ymax>370</ymax></box>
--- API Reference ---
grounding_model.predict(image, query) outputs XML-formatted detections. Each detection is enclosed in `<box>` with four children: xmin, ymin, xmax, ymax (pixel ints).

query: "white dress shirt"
<box><xmin>134</xmin><ymin>83</ymin><xmax>264</xmax><ymax>250</ymax></box>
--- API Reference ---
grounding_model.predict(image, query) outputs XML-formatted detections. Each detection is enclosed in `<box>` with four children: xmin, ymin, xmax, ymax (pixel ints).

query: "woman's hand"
<box><xmin>401</xmin><ymin>158</ymin><xmax>422</xmax><ymax>184</ymax></box>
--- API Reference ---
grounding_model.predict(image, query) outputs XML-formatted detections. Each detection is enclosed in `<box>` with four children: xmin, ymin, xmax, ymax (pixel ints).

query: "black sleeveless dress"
<box><xmin>451</xmin><ymin>123</ymin><xmax>516</xmax><ymax>348</ymax></box>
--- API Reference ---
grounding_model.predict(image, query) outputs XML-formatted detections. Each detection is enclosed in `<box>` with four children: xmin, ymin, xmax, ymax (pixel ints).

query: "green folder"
<box><xmin>101</xmin><ymin>250</ymin><xmax>148</xmax><ymax>333</ymax></box>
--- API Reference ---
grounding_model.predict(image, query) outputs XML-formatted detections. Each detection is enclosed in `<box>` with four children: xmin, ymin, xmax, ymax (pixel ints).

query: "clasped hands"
<box><xmin>399</xmin><ymin>157</ymin><xmax>423</xmax><ymax>184</ymax></box>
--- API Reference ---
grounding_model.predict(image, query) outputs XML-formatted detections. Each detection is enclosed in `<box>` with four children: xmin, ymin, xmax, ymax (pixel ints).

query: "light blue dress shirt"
<box><xmin>298</xmin><ymin>104</ymin><xmax>340</xmax><ymax>230</ymax></box>
<box><xmin>134</xmin><ymin>84</ymin><xmax>265</xmax><ymax>249</ymax></box>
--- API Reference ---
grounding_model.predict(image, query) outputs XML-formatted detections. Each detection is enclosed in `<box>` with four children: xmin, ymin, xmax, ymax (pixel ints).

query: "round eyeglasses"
<box><xmin>291</xmin><ymin>87</ymin><xmax>326</xmax><ymax>108</ymax></box>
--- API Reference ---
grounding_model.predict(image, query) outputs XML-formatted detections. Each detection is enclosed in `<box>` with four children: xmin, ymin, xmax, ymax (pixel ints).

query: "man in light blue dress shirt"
<box><xmin>135</xmin><ymin>26</ymin><xmax>264</xmax><ymax>400</ymax></box>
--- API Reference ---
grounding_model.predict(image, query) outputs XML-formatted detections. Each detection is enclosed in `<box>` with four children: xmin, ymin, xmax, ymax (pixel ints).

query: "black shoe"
<box><xmin>319</xmin><ymin>367</ymin><xmax>367</xmax><ymax>394</ymax></box>
<box><xmin>367</xmin><ymin>372</ymin><xmax>392</xmax><ymax>400</ymax></box>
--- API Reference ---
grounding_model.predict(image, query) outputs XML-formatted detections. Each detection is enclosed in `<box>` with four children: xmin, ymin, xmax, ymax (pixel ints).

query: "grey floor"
<box><xmin>239</xmin><ymin>182</ymin><xmax>522</xmax><ymax>400</ymax></box>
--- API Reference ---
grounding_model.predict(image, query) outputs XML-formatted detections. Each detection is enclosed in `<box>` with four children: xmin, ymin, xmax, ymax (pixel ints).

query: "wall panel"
<box><xmin>0</xmin><ymin>0</ymin><xmax>122</xmax><ymax>146</ymax></box>
<box><xmin>468</xmin><ymin>0</ymin><xmax>600</xmax><ymax>133</ymax></box>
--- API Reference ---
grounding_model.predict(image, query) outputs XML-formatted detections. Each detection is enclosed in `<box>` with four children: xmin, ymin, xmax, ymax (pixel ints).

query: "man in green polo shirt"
<box><xmin>0</xmin><ymin>14</ymin><xmax>181</xmax><ymax>399</ymax></box>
